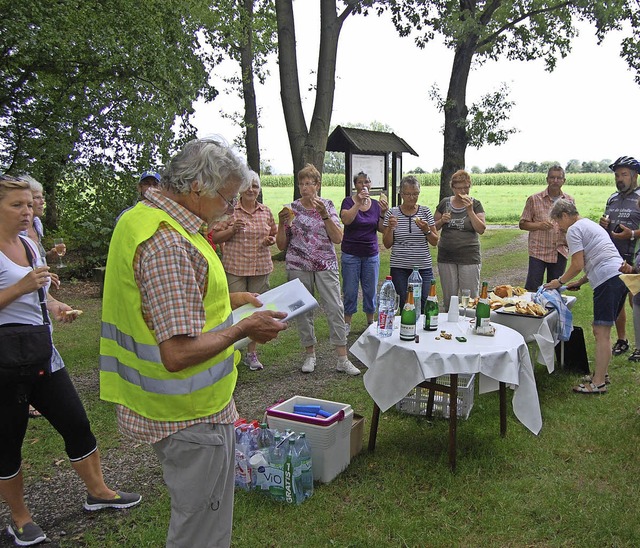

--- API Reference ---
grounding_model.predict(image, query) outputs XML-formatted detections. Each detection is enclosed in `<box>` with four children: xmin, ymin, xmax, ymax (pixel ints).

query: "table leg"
<box><xmin>368</xmin><ymin>402</ymin><xmax>381</xmax><ymax>452</ymax></box>
<box><xmin>499</xmin><ymin>381</ymin><xmax>507</xmax><ymax>437</ymax></box>
<box><xmin>560</xmin><ymin>340</ymin><xmax>565</xmax><ymax>368</ymax></box>
<box><xmin>448</xmin><ymin>374</ymin><xmax>458</xmax><ymax>472</ymax></box>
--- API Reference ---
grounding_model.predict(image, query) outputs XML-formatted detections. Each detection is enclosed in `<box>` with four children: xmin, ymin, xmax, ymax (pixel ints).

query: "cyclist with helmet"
<box><xmin>599</xmin><ymin>155</ymin><xmax>640</xmax><ymax>357</ymax></box>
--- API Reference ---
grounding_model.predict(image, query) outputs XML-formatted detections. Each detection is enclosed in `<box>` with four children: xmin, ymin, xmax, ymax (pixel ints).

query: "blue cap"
<box><xmin>139</xmin><ymin>171</ymin><xmax>161</xmax><ymax>183</ymax></box>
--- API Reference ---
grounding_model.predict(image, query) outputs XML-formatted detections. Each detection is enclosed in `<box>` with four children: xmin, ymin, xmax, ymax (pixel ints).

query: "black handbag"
<box><xmin>555</xmin><ymin>325</ymin><xmax>590</xmax><ymax>374</ymax></box>
<box><xmin>0</xmin><ymin>237</ymin><xmax>53</xmax><ymax>385</ymax></box>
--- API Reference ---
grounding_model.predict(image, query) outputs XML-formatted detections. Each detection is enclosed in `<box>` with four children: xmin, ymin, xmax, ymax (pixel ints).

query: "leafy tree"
<box><xmin>1</xmin><ymin>0</ymin><xmax>218</xmax><ymax>230</ymax></box>
<box><xmin>485</xmin><ymin>163</ymin><xmax>510</xmax><ymax>173</ymax></box>
<box><xmin>276</xmin><ymin>0</ymin><xmax>380</xmax><ymax>198</ymax></box>
<box><xmin>513</xmin><ymin>161</ymin><xmax>539</xmax><ymax>173</ymax></box>
<box><xmin>411</xmin><ymin>166</ymin><xmax>426</xmax><ymax>174</ymax></box>
<box><xmin>382</xmin><ymin>0</ymin><xmax>639</xmax><ymax>201</ymax></box>
<box><xmin>204</xmin><ymin>0</ymin><xmax>277</xmax><ymax>173</ymax></box>
<box><xmin>565</xmin><ymin>159</ymin><xmax>582</xmax><ymax>173</ymax></box>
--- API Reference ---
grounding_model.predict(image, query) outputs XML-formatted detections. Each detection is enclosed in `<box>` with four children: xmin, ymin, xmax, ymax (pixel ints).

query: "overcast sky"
<box><xmin>193</xmin><ymin>3</ymin><xmax>640</xmax><ymax>174</ymax></box>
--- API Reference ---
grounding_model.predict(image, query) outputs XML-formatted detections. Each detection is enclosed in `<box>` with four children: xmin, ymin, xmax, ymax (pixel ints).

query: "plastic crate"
<box><xmin>395</xmin><ymin>374</ymin><xmax>475</xmax><ymax>420</ymax></box>
<box><xmin>267</xmin><ymin>396</ymin><xmax>353</xmax><ymax>483</ymax></box>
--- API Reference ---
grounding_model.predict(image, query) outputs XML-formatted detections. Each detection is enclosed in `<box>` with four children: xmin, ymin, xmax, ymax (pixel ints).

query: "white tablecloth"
<box><xmin>349</xmin><ymin>314</ymin><xmax>542</xmax><ymax>435</ymax></box>
<box><xmin>484</xmin><ymin>294</ymin><xmax>576</xmax><ymax>373</ymax></box>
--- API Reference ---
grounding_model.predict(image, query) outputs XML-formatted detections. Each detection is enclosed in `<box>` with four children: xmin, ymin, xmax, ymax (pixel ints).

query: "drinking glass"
<box><xmin>460</xmin><ymin>289</ymin><xmax>471</xmax><ymax>321</ymax></box>
<box><xmin>54</xmin><ymin>238</ymin><xmax>66</xmax><ymax>268</ymax></box>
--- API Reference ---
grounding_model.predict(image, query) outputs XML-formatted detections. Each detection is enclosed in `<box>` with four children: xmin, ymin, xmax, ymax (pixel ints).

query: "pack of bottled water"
<box><xmin>234</xmin><ymin>420</ymin><xmax>314</xmax><ymax>504</ymax></box>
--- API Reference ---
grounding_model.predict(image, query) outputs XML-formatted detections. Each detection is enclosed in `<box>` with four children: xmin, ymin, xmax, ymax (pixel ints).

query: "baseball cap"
<box><xmin>139</xmin><ymin>171</ymin><xmax>161</xmax><ymax>183</ymax></box>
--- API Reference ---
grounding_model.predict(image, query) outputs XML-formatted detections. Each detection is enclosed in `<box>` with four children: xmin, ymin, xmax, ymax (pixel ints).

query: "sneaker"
<box><xmin>244</xmin><ymin>352</ymin><xmax>264</xmax><ymax>371</ymax></box>
<box><xmin>336</xmin><ymin>358</ymin><xmax>361</xmax><ymax>376</ymax></box>
<box><xmin>629</xmin><ymin>349</ymin><xmax>640</xmax><ymax>362</ymax></box>
<box><xmin>84</xmin><ymin>490</ymin><xmax>142</xmax><ymax>511</ymax></box>
<box><xmin>301</xmin><ymin>355</ymin><xmax>316</xmax><ymax>373</ymax></box>
<box><xmin>612</xmin><ymin>339</ymin><xmax>629</xmax><ymax>356</ymax></box>
<box><xmin>7</xmin><ymin>521</ymin><xmax>46</xmax><ymax>546</ymax></box>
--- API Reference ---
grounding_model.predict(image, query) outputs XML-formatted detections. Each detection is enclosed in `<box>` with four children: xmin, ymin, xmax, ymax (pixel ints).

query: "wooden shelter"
<box><xmin>326</xmin><ymin>126</ymin><xmax>419</xmax><ymax>207</ymax></box>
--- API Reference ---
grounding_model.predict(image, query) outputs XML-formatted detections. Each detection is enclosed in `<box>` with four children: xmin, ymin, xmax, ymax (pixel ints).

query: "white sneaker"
<box><xmin>336</xmin><ymin>358</ymin><xmax>360</xmax><ymax>376</ymax></box>
<box><xmin>301</xmin><ymin>355</ymin><xmax>316</xmax><ymax>373</ymax></box>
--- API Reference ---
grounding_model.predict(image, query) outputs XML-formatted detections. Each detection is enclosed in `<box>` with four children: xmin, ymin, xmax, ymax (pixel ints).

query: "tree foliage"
<box><xmin>380</xmin><ymin>0</ymin><xmax>640</xmax><ymax>200</ymax></box>
<box><xmin>0</xmin><ymin>0</ymin><xmax>218</xmax><ymax>231</ymax></box>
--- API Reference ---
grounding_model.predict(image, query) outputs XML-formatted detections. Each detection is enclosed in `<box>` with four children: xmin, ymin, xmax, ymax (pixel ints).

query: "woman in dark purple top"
<box><xmin>340</xmin><ymin>171</ymin><xmax>389</xmax><ymax>334</ymax></box>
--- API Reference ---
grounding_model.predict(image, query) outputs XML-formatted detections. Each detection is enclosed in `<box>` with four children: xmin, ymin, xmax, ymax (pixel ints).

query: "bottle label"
<box><xmin>400</xmin><ymin>323</ymin><xmax>416</xmax><ymax>340</ymax></box>
<box><xmin>424</xmin><ymin>313</ymin><xmax>438</xmax><ymax>331</ymax></box>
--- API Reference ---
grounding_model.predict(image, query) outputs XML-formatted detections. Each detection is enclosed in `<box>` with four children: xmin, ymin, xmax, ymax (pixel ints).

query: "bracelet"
<box><xmin>379</xmin><ymin>215</ymin><xmax>385</xmax><ymax>219</ymax></box>
<box><xmin>631</xmin><ymin>230</ymin><xmax>636</xmax><ymax>241</ymax></box>
<box><xmin>557</xmin><ymin>277</ymin><xmax>564</xmax><ymax>285</ymax></box>
<box><xmin>322</xmin><ymin>216</ymin><xmax>329</xmax><ymax>221</ymax></box>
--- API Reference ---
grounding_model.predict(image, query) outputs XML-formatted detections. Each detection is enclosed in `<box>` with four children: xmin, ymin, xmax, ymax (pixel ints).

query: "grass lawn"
<box><xmin>13</xmin><ymin>224</ymin><xmax>640</xmax><ymax>547</ymax></box>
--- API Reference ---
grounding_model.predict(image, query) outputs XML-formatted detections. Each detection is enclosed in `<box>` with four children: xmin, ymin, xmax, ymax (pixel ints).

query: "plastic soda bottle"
<box><xmin>294</xmin><ymin>432</ymin><xmax>314</xmax><ymax>500</ymax></box>
<box><xmin>255</xmin><ymin>423</ymin><xmax>274</xmax><ymax>450</ymax></box>
<box><xmin>400</xmin><ymin>285</ymin><xmax>417</xmax><ymax>341</ymax></box>
<box><xmin>408</xmin><ymin>267</ymin><xmax>422</xmax><ymax>320</ymax></box>
<box><xmin>377</xmin><ymin>276</ymin><xmax>397</xmax><ymax>337</ymax></box>
<box><xmin>423</xmin><ymin>279</ymin><xmax>439</xmax><ymax>331</ymax></box>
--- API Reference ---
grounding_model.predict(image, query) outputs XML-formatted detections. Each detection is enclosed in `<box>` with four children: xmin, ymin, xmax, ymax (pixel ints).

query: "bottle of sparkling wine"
<box><xmin>475</xmin><ymin>281</ymin><xmax>491</xmax><ymax>333</ymax></box>
<box><xmin>400</xmin><ymin>285</ymin><xmax>417</xmax><ymax>341</ymax></box>
<box><xmin>423</xmin><ymin>279</ymin><xmax>439</xmax><ymax>331</ymax></box>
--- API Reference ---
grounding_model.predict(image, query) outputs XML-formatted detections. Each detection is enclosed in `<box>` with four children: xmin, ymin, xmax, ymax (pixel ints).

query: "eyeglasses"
<box><xmin>298</xmin><ymin>181</ymin><xmax>317</xmax><ymax>187</ymax></box>
<box><xmin>216</xmin><ymin>189</ymin><xmax>238</xmax><ymax>209</ymax></box>
<box><xmin>402</xmin><ymin>192</ymin><xmax>420</xmax><ymax>198</ymax></box>
<box><xmin>452</xmin><ymin>185</ymin><xmax>471</xmax><ymax>191</ymax></box>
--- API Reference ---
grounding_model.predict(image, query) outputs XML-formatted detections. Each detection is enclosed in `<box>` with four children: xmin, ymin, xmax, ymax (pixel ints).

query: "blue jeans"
<box><xmin>391</xmin><ymin>267</ymin><xmax>433</xmax><ymax>313</ymax></box>
<box><xmin>341</xmin><ymin>253</ymin><xmax>380</xmax><ymax>316</ymax></box>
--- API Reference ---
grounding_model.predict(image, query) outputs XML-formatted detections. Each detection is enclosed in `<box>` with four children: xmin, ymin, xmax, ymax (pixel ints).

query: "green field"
<box><xmin>261</xmin><ymin>184</ymin><xmax>612</xmax><ymax>224</ymax></box>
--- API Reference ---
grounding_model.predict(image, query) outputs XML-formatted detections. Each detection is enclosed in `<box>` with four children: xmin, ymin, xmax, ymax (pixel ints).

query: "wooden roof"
<box><xmin>326</xmin><ymin>126</ymin><xmax>418</xmax><ymax>156</ymax></box>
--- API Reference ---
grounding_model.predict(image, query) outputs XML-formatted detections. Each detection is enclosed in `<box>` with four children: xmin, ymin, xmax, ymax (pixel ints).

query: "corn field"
<box><xmin>262</xmin><ymin>172</ymin><xmax>611</xmax><ymax>188</ymax></box>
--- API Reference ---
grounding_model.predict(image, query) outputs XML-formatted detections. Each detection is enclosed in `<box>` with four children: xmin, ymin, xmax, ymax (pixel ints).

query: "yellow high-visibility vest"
<box><xmin>99</xmin><ymin>203</ymin><xmax>237</xmax><ymax>421</ymax></box>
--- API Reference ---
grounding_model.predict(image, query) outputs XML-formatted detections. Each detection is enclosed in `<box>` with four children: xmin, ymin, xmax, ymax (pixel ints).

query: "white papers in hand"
<box><xmin>232</xmin><ymin>278</ymin><xmax>318</xmax><ymax>349</ymax></box>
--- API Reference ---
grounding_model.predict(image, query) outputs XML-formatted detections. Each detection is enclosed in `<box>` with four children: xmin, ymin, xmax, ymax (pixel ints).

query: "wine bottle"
<box><xmin>400</xmin><ymin>285</ymin><xmax>417</xmax><ymax>341</ymax></box>
<box><xmin>423</xmin><ymin>279</ymin><xmax>439</xmax><ymax>331</ymax></box>
<box><xmin>475</xmin><ymin>281</ymin><xmax>491</xmax><ymax>333</ymax></box>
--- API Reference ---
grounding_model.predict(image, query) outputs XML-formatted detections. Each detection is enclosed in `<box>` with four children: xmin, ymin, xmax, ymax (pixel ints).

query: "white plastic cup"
<box><xmin>448</xmin><ymin>296</ymin><xmax>460</xmax><ymax>322</ymax></box>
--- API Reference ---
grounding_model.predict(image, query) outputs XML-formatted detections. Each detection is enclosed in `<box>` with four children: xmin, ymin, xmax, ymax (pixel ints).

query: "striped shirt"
<box><xmin>117</xmin><ymin>188</ymin><xmax>238</xmax><ymax>445</ymax></box>
<box><xmin>384</xmin><ymin>205</ymin><xmax>436</xmax><ymax>270</ymax></box>
<box><xmin>520</xmin><ymin>189</ymin><xmax>573</xmax><ymax>263</ymax></box>
<box><xmin>219</xmin><ymin>201</ymin><xmax>276</xmax><ymax>276</ymax></box>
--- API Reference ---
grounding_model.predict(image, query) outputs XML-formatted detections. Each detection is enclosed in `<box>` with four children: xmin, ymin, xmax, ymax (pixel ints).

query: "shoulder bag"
<box><xmin>0</xmin><ymin>237</ymin><xmax>53</xmax><ymax>384</ymax></box>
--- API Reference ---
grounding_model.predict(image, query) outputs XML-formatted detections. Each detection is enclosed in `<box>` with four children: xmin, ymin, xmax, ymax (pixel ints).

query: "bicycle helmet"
<box><xmin>609</xmin><ymin>156</ymin><xmax>640</xmax><ymax>173</ymax></box>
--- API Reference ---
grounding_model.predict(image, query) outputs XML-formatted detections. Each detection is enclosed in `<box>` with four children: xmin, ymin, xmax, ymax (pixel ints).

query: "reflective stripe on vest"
<box><xmin>100</xmin><ymin>314</ymin><xmax>234</xmax><ymax>395</ymax></box>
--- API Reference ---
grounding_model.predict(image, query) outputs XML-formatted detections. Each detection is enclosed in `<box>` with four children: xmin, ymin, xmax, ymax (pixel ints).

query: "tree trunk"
<box><xmin>240</xmin><ymin>0</ymin><xmax>260</xmax><ymax>178</ymax></box>
<box><xmin>440</xmin><ymin>38</ymin><xmax>476</xmax><ymax>202</ymax></box>
<box><xmin>276</xmin><ymin>0</ymin><xmax>353</xmax><ymax>198</ymax></box>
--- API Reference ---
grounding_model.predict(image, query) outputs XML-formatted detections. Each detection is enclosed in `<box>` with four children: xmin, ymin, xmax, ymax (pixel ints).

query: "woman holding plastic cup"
<box><xmin>339</xmin><ymin>171</ymin><xmax>388</xmax><ymax>334</ymax></box>
<box><xmin>434</xmin><ymin>169</ymin><xmax>486</xmax><ymax>311</ymax></box>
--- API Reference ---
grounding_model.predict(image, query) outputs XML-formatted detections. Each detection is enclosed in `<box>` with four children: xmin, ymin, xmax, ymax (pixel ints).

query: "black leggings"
<box><xmin>0</xmin><ymin>368</ymin><xmax>97</xmax><ymax>478</ymax></box>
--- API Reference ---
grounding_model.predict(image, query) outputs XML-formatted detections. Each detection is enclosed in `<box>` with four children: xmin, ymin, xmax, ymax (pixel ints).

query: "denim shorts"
<box><xmin>593</xmin><ymin>275</ymin><xmax>628</xmax><ymax>326</ymax></box>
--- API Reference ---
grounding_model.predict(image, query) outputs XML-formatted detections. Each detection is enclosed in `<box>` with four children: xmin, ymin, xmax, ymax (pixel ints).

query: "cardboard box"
<box><xmin>267</xmin><ymin>396</ymin><xmax>353</xmax><ymax>483</ymax></box>
<box><xmin>350</xmin><ymin>414</ymin><xmax>365</xmax><ymax>459</ymax></box>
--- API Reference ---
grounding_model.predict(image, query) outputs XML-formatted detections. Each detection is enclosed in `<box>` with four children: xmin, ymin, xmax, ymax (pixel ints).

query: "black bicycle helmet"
<box><xmin>609</xmin><ymin>156</ymin><xmax>640</xmax><ymax>172</ymax></box>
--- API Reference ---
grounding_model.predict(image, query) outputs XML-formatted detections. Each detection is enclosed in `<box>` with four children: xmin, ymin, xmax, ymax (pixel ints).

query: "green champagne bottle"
<box><xmin>423</xmin><ymin>279</ymin><xmax>439</xmax><ymax>331</ymax></box>
<box><xmin>475</xmin><ymin>281</ymin><xmax>491</xmax><ymax>333</ymax></box>
<box><xmin>400</xmin><ymin>285</ymin><xmax>417</xmax><ymax>341</ymax></box>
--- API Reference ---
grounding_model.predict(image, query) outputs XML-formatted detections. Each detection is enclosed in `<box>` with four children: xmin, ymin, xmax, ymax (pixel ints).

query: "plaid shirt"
<box><xmin>117</xmin><ymin>189</ymin><xmax>237</xmax><ymax>445</ymax></box>
<box><xmin>219</xmin><ymin>202</ymin><xmax>276</xmax><ymax>276</ymax></box>
<box><xmin>520</xmin><ymin>189</ymin><xmax>573</xmax><ymax>263</ymax></box>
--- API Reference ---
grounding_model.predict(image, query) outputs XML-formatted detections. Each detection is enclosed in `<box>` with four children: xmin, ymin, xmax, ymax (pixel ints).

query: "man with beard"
<box><xmin>100</xmin><ymin>138</ymin><xmax>288</xmax><ymax>547</ymax></box>
<box><xmin>599</xmin><ymin>156</ymin><xmax>640</xmax><ymax>357</ymax></box>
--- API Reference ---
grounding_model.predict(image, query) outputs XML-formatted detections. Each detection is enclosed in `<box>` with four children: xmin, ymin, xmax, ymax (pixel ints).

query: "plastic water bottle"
<box><xmin>294</xmin><ymin>432</ymin><xmax>314</xmax><ymax>500</ymax></box>
<box><xmin>284</xmin><ymin>438</ymin><xmax>304</xmax><ymax>504</ymax></box>
<box><xmin>408</xmin><ymin>267</ymin><xmax>423</xmax><ymax>320</ymax></box>
<box><xmin>255</xmin><ymin>423</ymin><xmax>274</xmax><ymax>450</ymax></box>
<box><xmin>377</xmin><ymin>276</ymin><xmax>397</xmax><ymax>337</ymax></box>
<box><xmin>269</xmin><ymin>434</ymin><xmax>286</xmax><ymax>502</ymax></box>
